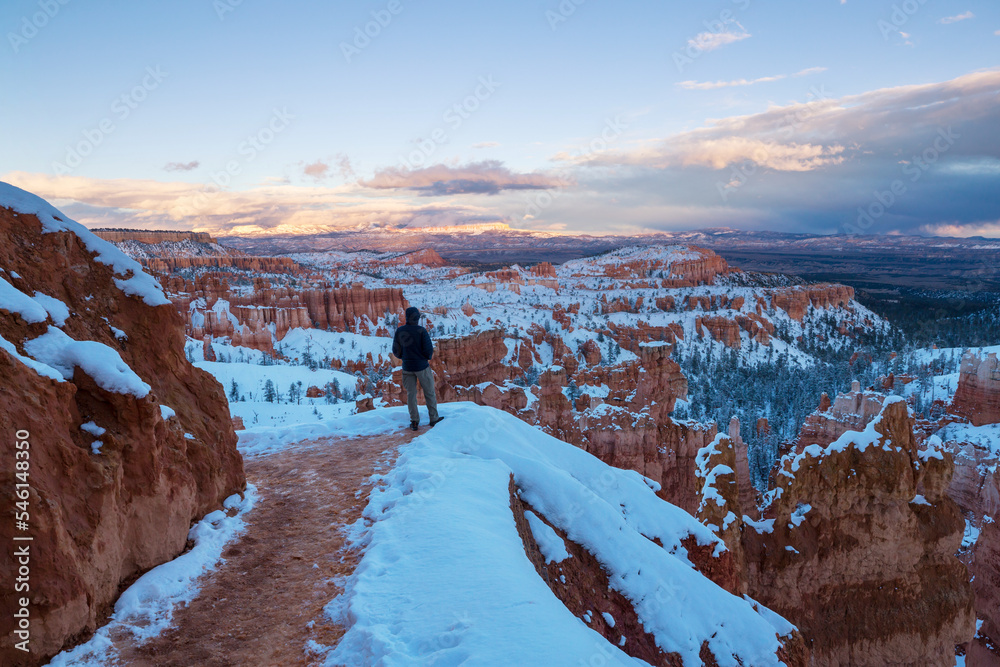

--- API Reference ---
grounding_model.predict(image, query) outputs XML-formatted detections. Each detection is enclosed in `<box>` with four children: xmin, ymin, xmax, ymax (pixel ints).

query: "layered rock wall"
<box><xmin>0</xmin><ymin>200</ymin><xmax>245</xmax><ymax>665</ymax></box>
<box><xmin>93</xmin><ymin>229</ymin><xmax>217</xmax><ymax>244</ymax></box>
<box><xmin>744</xmin><ymin>400</ymin><xmax>975</xmax><ymax>666</ymax></box>
<box><xmin>952</xmin><ymin>351</ymin><xmax>1000</xmax><ymax>426</ymax></box>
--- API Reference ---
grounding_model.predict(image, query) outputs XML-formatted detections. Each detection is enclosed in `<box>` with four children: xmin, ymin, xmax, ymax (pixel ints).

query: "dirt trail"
<box><xmin>110</xmin><ymin>430</ymin><xmax>414</xmax><ymax>667</ymax></box>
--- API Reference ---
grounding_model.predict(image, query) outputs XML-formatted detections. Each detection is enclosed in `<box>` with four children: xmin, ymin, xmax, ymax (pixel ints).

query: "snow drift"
<box><xmin>310</xmin><ymin>403</ymin><xmax>803</xmax><ymax>666</ymax></box>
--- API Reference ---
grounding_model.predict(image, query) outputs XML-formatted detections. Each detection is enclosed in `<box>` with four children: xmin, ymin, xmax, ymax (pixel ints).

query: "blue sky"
<box><xmin>1</xmin><ymin>0</ymin><xmax>998</xmax><ymax>236</ymax></box>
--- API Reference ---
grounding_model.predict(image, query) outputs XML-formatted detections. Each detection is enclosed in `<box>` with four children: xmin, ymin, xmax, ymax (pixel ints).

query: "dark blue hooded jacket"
<box><xmin>392</xmin><ymin>306</ymin><xmax>433</xmax><ymax>372</ymax></box>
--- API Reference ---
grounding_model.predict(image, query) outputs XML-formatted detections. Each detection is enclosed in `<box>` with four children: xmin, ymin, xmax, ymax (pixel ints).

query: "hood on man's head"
<box><xmin>405</xmin><ymin>306</ymin><xmax>421</xmax><ymax>324</ymax></box>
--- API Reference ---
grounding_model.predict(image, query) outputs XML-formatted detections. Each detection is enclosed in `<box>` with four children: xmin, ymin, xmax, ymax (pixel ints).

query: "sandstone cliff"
<box><xmin>144</xmin><ymin>255</ymin><xmax>302</xmax><ymax>274</ymax></box>
<box><xmin>952</xmin><ymin>350</ymin><xmax>1000</xmax><ymax>426</ymax></box>
<box><xmin>796</xmin><ymin>381</ymin><xmax>887</xmax><ymax>448</ymax></box>
<box><xmin>93</xmin><ymin>229</ymin><xmax>218</xmax><ymax>244</ymax></box>
<box><xmin>772</xmin><ymin>284</ymin><xmax>855</xmax><ymax>321</ymax></box>
<box><xmin>744</xmin><ymin>399</ymin><xmax>975</xmax><ymax>665</ymax></box>
<box><xmin>0</xmin><ymin>187</ymin><xmax>245</xmax><ymax>666</ymax></box>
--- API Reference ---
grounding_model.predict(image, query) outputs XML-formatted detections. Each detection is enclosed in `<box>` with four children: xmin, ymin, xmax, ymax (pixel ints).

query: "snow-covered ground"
<box><xmin>279</xmin><ymin>328</ymin><xmax>393</xmax><ymax>366</ymax></box>
<box><xmin>185</xmin><ymin>339</ymin><xmax>368</xmax><ymax>429</ymax></box>
<box><xmin>315</xmin><ymin>403</ymin><xmax>799</xmax><ymax>666</ymax></box>
<box><xmin>910</xmin><ymin>344</ymin><xmax>1000</xmax><ymax>368</ymax></box>
<box><xmin>938</xmin><ymin>422</ymin><xmax>1000</xmax><ymax>457</ymax></box>
<box><xmin>53</xmin><ymin>402</ymin><xmax>801</xmax><ymax>666</ymax></box>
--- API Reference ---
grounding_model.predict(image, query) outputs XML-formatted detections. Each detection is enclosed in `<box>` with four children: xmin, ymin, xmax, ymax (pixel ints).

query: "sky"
<box><xmin>1</xmin><ymin>0</ymin><xmax>998</xmax><ymax>237</ymax></box>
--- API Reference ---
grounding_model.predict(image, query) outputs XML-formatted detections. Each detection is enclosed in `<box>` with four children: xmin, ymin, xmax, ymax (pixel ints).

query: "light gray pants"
<box><xmin>401</xmin><ymin>367</ymin><xmax>439</xmax><ymax>424</ymax></box>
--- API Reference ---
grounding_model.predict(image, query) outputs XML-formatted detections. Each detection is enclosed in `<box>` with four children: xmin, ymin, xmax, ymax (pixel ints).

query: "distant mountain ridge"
<box><xmin>213</xmin><ymin>226</ymin><xmax>1000</xmax><ymax>291</ymax></box>
<box><xmin>94</xmin><ymin>229</ymin><xmax>218</xmax><ymax>244</ymax></box>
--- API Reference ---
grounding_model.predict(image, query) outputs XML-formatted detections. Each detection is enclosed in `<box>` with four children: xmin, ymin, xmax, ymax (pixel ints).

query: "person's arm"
<box><xmin>421</xmin><ymin>329</ymin><xmax>433</xmax><ymax>360</ymax></box>
<box><xmin>392</xmin><ymin>330</ymin><xmax>402</xmax><ymax>359</ymax></box>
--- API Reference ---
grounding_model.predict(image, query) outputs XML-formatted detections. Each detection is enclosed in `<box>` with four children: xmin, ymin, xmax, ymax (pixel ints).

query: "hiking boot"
<box><xmin>429</xmin><ymin>417</ymin><xmax>445</xmax><ymax>428</ymax></box>
<box><xmin>410</xmin><ymin>421</ymin><xmax>419</xmax><ymax>431</ymax></box>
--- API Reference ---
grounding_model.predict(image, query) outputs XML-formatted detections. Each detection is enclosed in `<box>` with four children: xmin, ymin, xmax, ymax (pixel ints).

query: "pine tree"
<box><xmin>288</xmin><ymin>381</ymin><xmax>303</xmax><ymax>405</ymax></box>
<box><xmin>567</xmin><ymin>379</ymin><xmax>581</xmax><ymax>410</ymax></box>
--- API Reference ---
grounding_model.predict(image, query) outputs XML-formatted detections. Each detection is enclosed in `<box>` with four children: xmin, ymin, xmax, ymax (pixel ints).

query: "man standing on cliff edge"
<box><xmin>392</xmin><ymin>306</ymin><xmax>442</xmax><ymax>431</ymax></box>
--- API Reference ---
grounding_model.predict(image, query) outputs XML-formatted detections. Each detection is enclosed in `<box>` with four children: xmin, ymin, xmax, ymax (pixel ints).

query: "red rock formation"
<box><xmin>685</xmin><ymin>294</ymin><xmax>734</xmax><ymax>311</ymax></box>
<box><xmin>937</xmin><ymin>427</ymin><xmax>1000</xmax><ymax>662</ymax></box>
<box><xmin>606</xmin><ymin>322</ymin><xmax>680</xmax><ymax>352</ymax></box>
<box><xmin>144</xmin><ymin>256</ymin><xmax>303</xmax><ymax>274</ymax></box>
<box><xmin>664</xmin><ymin>250</ymin><xmax>729</xmax><ymax>285</ymax></box>
<box><xmin>952</xmin><ymin>351</ymin><xmax>1000</xmax><ymax>426</ymax></box>
<box><xmin>696</xmin><ymin>316</ymin><xmax>742</xmax><ymax>349</ymax></box>
<box><xmin>654</xmin><ymin>295</ymin><xmax>675</xmax><ymax>310</ymax></box>
<box><xmin>461</xmin><ymin>382</ymin><xmax>529</xmax><ymax>414</ymax></box>
<box><xmin>743</xmin><ymin>399</ymin><xmax>975</xmax><ymax>666</ymax></box>
<box><xmin>529</xmin><ymin>261</ymin><xmax>557</xmax><ymax>278</ymax></box>
<box><xmin>389</xmin><ymin>330</ymin><xmax>520</xmax><ymax>413</ymax></box>
<box><xmin>600</xmin><ymin>293</ymin><xmax>646</xmax><ymax>314</ymax></box>
<box><xmin>968</xmin><ymin>511</ymin><xmax>1000</xmax><ymax>664</ymax></box>
<box><xmin>573</xmin><ymin>246</ymin><xmax>727</xmax><ymax>286</ymax></box>
<box><xmin>796</xmin><ymin>382</ymin><xmax>1000</xmax><ymax>659</ymax></box>
<box><xmin>384</xmin><ymin>247</ymin><xmax>448</xmax><ymax>267</ymax></box>
<box><xmin>533</xmin><ymin>367</ymin><xmax>583</xmax><ymax>443</ymax></box>
<box><xmin>694</xmin><ymin>433</ymin><xmax>748</xmax><ymax>595</ymax></box>
<box><xmin>728</xmin><ymin>417</ymin><xmax>758</xmax><ymax>515</ymax></box>
<box><xmin>485</xmin><ymin>268</ymin><xmax>525</xmax><ymax>286</ymax></box>
<box><xmin>772</xmin><ymin>284</ymin><xmax>854</xmax><ymax>321</ymax></box>
<box><xmin>797</xmin><ymin>384</ymin><xmax>887</xmax><ymax>447</ymax></box>
<box><xmin>431</xmin><ymin>330</ymin><xmax>512</xmax><ymax>389</ymax></box>
<box><xmin>177</xmin><ymin>284</ymin><xmax>410</xmax><ymax>353</ymax></box>
<box><xmin>583</xmin><ymin>416</ymin><xmax>718</xmax><ymax>515</ymax></box>
<box><xmin>551</xmin><ymin>304</ymin><xmax>573</xmax><ymax>330</ymax></box>
<box><xmin>736</xmin><ymin>313</ymin><xmax>773</xmax><ymax>344</ymax></box>
<box><xmin>298</xmin><ymin>286</ymin><xmax>408</xmax><ymax>333</ymax></box>
<box><xmin>578</xmin><ymin>339</ymin><xmax>602</xmax><ymax>366</ymax></box>
<box><xmin>571</xmin><ymin>343</ymin><xmax>687</xmax><ymax>421</ymax></box>
<box><xmin>93</xmin><ymin>229</ymin><xmax>218</xmax><ymax>244</ymax></box>
<box><xmin>0</xmin><ymin>202</ymin><xmax>244</xmax><ymax>665</ymax></box>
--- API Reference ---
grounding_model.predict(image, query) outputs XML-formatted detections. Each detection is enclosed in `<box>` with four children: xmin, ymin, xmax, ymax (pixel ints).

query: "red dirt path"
<box><xmin>108</xmin><ymin>430</ymin><xmax>413</xmax><ymax>666</ymax></box>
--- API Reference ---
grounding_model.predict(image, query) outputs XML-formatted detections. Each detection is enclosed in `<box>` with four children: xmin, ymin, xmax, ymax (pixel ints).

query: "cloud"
<box><xmin>5</xmin><ymin>70</ymin><xmax>998</xmax><ymax>240</ymax></box>
<box><xmin>360</xmin><ymin>161</ymin><xmax>568</xmax><ymax>196</ymax></box>
<box><xmin>335</xmin><ymin>154</ymin><xmax>356</xmax><ymax>180</ymax></box>
<box><xmin>541</xmin><ymin>69</ymin><xmax>1000</xmax><ymax>235</ymax></box>
<box><xmin>678</xmin><ymin>67</ymin><xmax>827</xmax><ymax>91</ymax></box>
<box><xmin>473</xmin><ymin>141</ymin><xmax>500</xmax><ymax>148</ymax></box>
<box><xmin>566</xmin><ymin>69</ymin><xmax>1000</xmax><ymax>175</ymax></box>
<box><xmin>919</xmin><ymin>221</ymin><xmax>1000</xmax><ymax>237</ymax></box>
<box><xmin>560</xmin><ymin>127</ymin><xmax>845</xmax><ymax>173</ymax></box>
<box><xmin>164</xmin><ymin>161</ymin><xmax>199</xmax><ymax>172</ymax></box>
<box><xmin>939</xmin><ymin>11</ymin><xmax>974</xmax><ymax>24</ymax></box>
<box><xmin>687</xmin><ymin>28</ymin><xmax>751</xmax><ymax>52</ymax></box>
<box><xmin>0</xmin><ymin>172</ymin><xmax>510</xmax><ymax>236</ymax></box>
<box><xmin>303</xmin><ymin>160</ymin><xmax>329</xmax><ymax>179</ymax></box>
